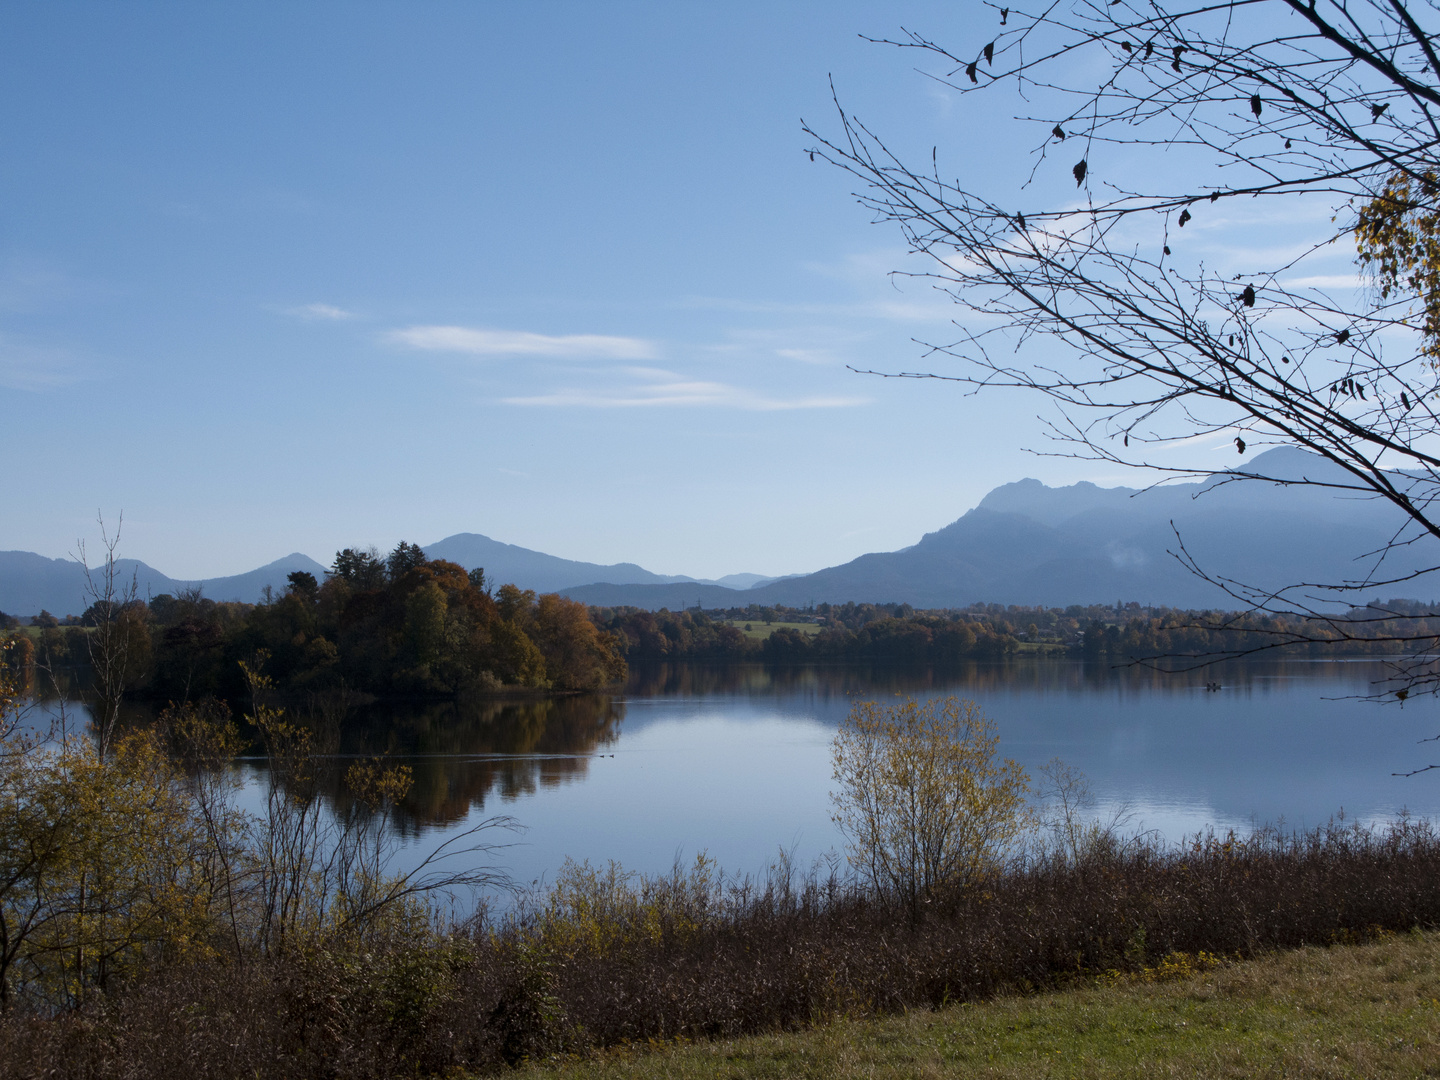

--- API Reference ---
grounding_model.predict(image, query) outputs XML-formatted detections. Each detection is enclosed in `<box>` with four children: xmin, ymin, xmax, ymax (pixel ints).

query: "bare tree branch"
<box><xmin>807</xmin><ymin>0</ymin><xmax>1440</xmax><ymax>698</ymax></box>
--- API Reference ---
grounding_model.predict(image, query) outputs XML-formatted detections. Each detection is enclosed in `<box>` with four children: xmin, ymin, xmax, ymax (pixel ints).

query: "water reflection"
<box><xmin>245</xmin><ymin>657</ymin><xmax>1435</xmax><ymax>840</ymax></box>
<box><xmin>241</xmin><ymin>694</ymin><xmax>625</xmax><ymax>834</ymax></box>
<box><xmin>625</xmin><ymin>656</ymin><xmax>1407</xmax><ymax>699</ymax></box>
<box><xmin>25</xmin><ymin>658</ymin><xmax>1440</xmax><ymax>890</ymax></box>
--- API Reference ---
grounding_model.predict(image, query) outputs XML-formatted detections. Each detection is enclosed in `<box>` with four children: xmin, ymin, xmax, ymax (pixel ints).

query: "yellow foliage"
<box><xmin>345</xmin><ymin>757</ymin><xmax>414</xmax><ymax>812</ymax></box>
<box><xmin>831</xmin><ymin>696</ymin><xmax>1031</xmax><ymax>912</ymax></box>
<box><xmin>0</xmin><ymin>635</ymin><xmax>33</xmax><ymax>739</ymax></box>
<box><xmin>1356</xmin><ymin>169</ymin><xmax>1440</xmax><ymax>356</ymax></box>
<box><xmin>0</xmin><ymin>726</ymin><xmax>225</xmax><ymax>1006</ymax></box>
<box><xmin>537</xmin><ymin>854</ymin><xmax>717</xmax><ymax>959</ymax></box>
<box><xmin>1099</xmin><ymin>950</ymin><xmax>1227</xmax><ymax>986</ymax></box>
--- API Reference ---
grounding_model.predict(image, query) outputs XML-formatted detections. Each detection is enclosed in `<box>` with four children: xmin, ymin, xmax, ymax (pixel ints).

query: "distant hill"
<box><xmin>10</xmin><ymin>447</ymin><xmax>1428</xmax><ymax>616</ymax></box>
<box><xmin>0</xmin><ymin>529</ymin><xmax>776</xmax><ymax>617</ymax></box>
<box><xmin>708</xmin><ymin>572</ymin><xmax>782</xmax><ymax>589</ymax></box>
<box><xmin>0</xmin><ymin>552</ymin><xmax>329</xmax><ymax>618</ymax></box>
<box><xmin>200</xmin><ymin>553</ymin><xmax>331</xmax><ymax>603</ymax></box>
<box><xmin>563</xmin><ymin>448</ymin><xmax>1440</xmax><ymax>610</ymax></box>
<box><xmin>559</xmin><ymin>581</ymin><xmax>753</xmax><ymax>611</ymax></box>
<box><xmin>422</xmin><ymin>533</ymin><xmax>695</xmax><ymax>593</ymax></box>
<box><xmin>422</xmin><ymin>532</ymin><xmax>778</xmax><ymax>593</ymax></box>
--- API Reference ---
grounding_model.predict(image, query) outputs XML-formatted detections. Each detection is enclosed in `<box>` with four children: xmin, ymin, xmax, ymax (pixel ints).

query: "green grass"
<box><xmin>1013</xmin><ymin>640</ymin><xmax>1068</xmax><ymax>653</ymax></box>
<box><xmin>10</xmin><ymin>624</ymin><xmax>87</xmax><ymax>639</ymax></box>
<box><xmin>520</xmin><ymin>933</ymin><xmax>1440</xmax><ymax>1079</ymax></box>
<box><xmin>725</xmin><ymin>620</ymin><xmax>823</xmax><ymax>641</ymax></box>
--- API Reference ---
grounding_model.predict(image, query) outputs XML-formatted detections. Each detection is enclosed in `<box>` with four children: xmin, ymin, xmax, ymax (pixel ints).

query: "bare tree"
<box><xmin>77</xmin><ymin>513</ymin><xmax>139</xmax><ymax>758</ymax></box>
<box><xmin>806</xmin><ymin>0</ymin><xmax>1440</xmax><ymax>688</ymax></box>
<box><xmin>239</xmin><ymin>655</ymin><xmax>516</xmax><ymax>955</ymax></box>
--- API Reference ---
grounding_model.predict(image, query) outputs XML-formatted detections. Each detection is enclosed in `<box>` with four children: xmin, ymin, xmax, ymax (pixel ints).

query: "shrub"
<box><xmin>4</xmin><ymin>817</ymin><xmax>1440</xmax><ymax>1077</ymax></box>
<box><xmin>831</xmin><ymin>696</ymin><xmax>1031</xmax><ymax>913</ymax></box>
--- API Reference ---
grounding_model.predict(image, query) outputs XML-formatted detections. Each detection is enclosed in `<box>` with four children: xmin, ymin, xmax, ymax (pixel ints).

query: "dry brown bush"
<box><xmin>3</xmin><ymin>815</ymin><xmax>1440</xmax><ymax>1078</ymax></box>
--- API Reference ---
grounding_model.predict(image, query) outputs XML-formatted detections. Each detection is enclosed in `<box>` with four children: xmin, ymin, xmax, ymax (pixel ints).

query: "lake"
<box><xmin>225</xmin><ymin>657</ymin><xmax>1440</xmax><ymax>892</ymax></box>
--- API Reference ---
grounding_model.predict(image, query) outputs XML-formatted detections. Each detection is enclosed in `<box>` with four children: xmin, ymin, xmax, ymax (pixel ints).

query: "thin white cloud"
<box><xmin>291</xmin><ymin>302</ymin><xmax>356</xmax><ymax>321</ymax></box>
<box><xmin>677</xmin><ymin>249</ymin><xmax>959</xmax><ymax>326</ymax></box>
<box><xmin>925</xmin><ymin>83</ymin><xmax>955</xmax><ymax>119</ymax></box>
<box><xmin>503</xmin><ymin>367</ymin><xmax>866</xmax><ymax>410</ymax></box>
<box><xmin>389</xmin><ymin>324</ymin><xmax>658</xmax><ymax>360</ymax></box>
<box><xmin>1280</xmin><ymin>274</ymin><xmax>1364</xmax><ymax>290</ymax></box>
<box><xmin>0</xmin><ymin>335</ymin><xmax>79</xmax><ymax>391</ymax></box>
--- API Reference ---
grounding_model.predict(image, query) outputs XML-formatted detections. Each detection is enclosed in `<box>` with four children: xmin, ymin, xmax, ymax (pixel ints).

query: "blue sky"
<box><xmin>0</xmin><ymin>2</ymin><xmax>1358</xmax><ymax>580</ymax></box>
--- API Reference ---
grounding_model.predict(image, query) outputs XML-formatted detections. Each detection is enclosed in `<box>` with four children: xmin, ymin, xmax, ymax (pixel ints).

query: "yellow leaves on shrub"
<box><xmin>1099</xmin><ymin>950</ymin><xmax>1227</xmax><ymax>987</ymax></box>
<box><xmin>346</xmin><ymin>758</ymin><xmax>414</xmax><ymax>811</ymax></box>
<box><xmin>0</xmin><ymin>726</ymin><xmax>225</xmax><ymax>1005</ymax></box>
<box><xmin>831</xmin><ymin>696</ymin><xmax>1031</xmax><ymax>912</ymax></box>
<box><xmin>538</xmin><ymin>854</ymin><xmax>717</xmax><ymax>959</ymax></box>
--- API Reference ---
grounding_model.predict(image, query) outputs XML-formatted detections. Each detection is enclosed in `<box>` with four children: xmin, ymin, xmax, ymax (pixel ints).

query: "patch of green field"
<box><xmin>520</xmin><ymin>932</ymin><xmax>1440</xmax><ymax>1079</ymax></box>
<box><xmin>1014</xmin><ymin>640</ymin><xmax>1068</xmax><ymax>653</ymax></box>
<box><xmin>725</xmin><ymin>620</ymin><xmax>824</xmax><ymax>641</ymax></box>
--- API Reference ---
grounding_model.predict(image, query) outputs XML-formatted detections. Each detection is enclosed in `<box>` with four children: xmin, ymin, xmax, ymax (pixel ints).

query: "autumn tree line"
<box><xmin>9</xmin><ymin>542</ymin><xmax>628</xmax><ymax>701</ymax></box>
<box><xmin>597</xmin><ymin>599</ymin><xmax>1440</xmax><ymax>666</ymax></box>
<box><xmin>595</xmin><ymin>606</ymin><xmax>1020</xmax><ymax>663</ymax></box>
<box><xmin>11</xmin><ymin>572</ymin><xmax>1440</xmax><ymax>704</ymax></box>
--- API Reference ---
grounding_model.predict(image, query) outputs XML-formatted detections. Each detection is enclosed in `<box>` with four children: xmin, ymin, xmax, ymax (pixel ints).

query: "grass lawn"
<box><xmin>520</xmin><ymin>932</ymin><xmax>1440</xmax><ymax>1078</ymax></box>
<box><xmin>724</xmin><ymin>620</ymin><xmax>823</xmax><ymax>641</ymax></box>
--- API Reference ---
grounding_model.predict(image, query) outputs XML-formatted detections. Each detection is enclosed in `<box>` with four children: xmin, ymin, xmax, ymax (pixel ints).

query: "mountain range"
<box><xmin>5</xmin><ymin>447</ymin><xmax>1436</xmax><ymax>616</ymax></box>
<box><xmin>0</xmin><ymin>552</ymin><xmax>331</xmax><ymax>620</ymax></box>
<box><xmin>421</xmin><ymin>534</ymin><xmax>781</xmax><ymax>593</ymax></box>
<box><xmin>559</xmin><ymin>447</ymin><xmax>1440</xmax><ymax>610</ymax></box>
<box><xmin>0</xmin><ymin>536</ymin><xmax>783</xmax><ymax>618</ymax></box>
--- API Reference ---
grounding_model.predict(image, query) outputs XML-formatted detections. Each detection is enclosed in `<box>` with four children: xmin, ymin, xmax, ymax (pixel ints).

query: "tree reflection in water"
<box><xmin>244</xmin><ymin>694</ymin><xmax>625</xmax><ymax>835</ymax></box>
<box><xmin>623</xmin><ymin>656</ymin><xmax>1378</xmax><ymax>700</ymax></box>
<box><xmin>58</xmin><ymin>656</ymin><xmax>1415</xmax><ymax>851</ymax></box>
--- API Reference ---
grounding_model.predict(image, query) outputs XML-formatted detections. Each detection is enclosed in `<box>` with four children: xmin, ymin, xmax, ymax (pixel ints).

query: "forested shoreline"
<box><xmin>6</xmin><ymin>550</ymin><xmax>1438</xmax><ymax>710</ymax></box>
<box><xmin>598</xmin><ymin>598</ymin><xmax>1440</xmax><ymax>667</ymax></box>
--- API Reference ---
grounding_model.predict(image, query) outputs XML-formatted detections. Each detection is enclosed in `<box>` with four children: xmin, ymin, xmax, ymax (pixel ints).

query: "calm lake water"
<box><xmin>222</xmin><ymin>658</ymin><xmax>1440</xmax><ymax>891</ymax></box>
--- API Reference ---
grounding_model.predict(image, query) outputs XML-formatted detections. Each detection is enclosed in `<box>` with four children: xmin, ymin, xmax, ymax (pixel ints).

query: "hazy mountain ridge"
<box><xmin>0</xmin><ymin>552</ymin><xmax>328</xmax><ymax>618</ymax></box>
<box><xmin>0</xmin><ymin>534</ymin><xmax>777</xmax><ymax>616</ymax></box>
<box><xmin>6</xmin><ymin>448</ymin><xmax>1432</xmax><ymax>615</ymax></box>
<box><xmin>422</xmin><ymin>533</ymin><xmax>781</xmax><ymax>592</ymax></box>
<box><xmin>564</xmin><ymin>448</ymin><xmax>1440</xmax><ymax>610</ymax></box>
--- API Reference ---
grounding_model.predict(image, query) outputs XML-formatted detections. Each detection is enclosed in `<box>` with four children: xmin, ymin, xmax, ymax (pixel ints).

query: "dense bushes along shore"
<box><xmin>2</xmin><ymin>816</ymin><xmax>1438</xmax><ymax>1078</ymax></box>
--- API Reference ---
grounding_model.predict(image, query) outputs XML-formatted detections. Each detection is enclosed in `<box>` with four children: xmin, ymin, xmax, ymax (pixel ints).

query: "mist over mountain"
<box><xmin>564</xmin><ymin>448</ymin><xmax>1440</xmax><ymax>610</ymax></box>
